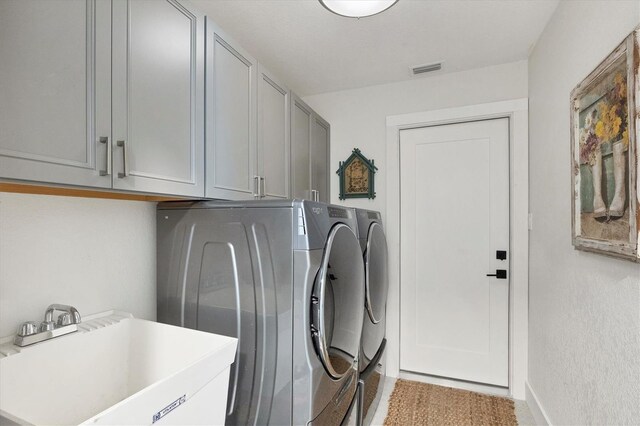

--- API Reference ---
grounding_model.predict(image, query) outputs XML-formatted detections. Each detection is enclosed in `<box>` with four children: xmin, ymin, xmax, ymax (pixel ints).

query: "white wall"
<box><xmin>0</xmin><ymin>192</ymin><xmax>156</xmax><ymax>338</ymax></box>
<box><xmin>528</xmin><ymin>1</ymin><xmax>640</xmax><ymax>424</ymax></box>
<box><xmin>303</xmin><ymin>60</ymin><xmax>528</xmax><ymax>218</ymax></box>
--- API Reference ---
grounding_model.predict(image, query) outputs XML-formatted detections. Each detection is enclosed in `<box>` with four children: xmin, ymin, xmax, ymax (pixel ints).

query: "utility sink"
<box><xmin>0</xmin><ymin>312</ymin><xmax>237</xmax><ymax>425</ymax></box>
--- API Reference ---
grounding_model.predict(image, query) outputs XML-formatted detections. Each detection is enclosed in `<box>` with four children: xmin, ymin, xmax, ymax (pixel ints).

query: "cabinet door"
<box><xmin>290</xmin><ymin>94</ymin><xmax>312</xmax><ymax>200</ymax></box>
<box><xmin>311</xmin><ymin>114</ymin><xmax>330</xmax><ymax>203</ymax></box>
<box><xmin>206</xmin><ymin>21</ymin><xmax>257</xmax><ymax>200</ymax></box>
<box><xmin>112</xmin><ymin>0</ymin><xmax>205</xmax><ymax>197</ymax></box>
<box><xmin>257</xmin><ymin>65</ymin><xmax>290</xmax><ymax>199</ymax></box>
<box><xmin>0</xmin><ymin>0</ymin><xmax>111</xmax><ymax>188</ymax></box>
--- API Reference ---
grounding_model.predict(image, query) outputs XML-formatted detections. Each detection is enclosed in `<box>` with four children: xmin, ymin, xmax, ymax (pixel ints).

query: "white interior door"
<box><xmin>399</xmin><ymin>118</ymin><xmax>510</xmax><ymax>387</ymax></box>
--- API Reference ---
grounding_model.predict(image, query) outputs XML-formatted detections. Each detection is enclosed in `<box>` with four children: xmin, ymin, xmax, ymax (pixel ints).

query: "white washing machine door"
<box><xmin>311</xmin><ymin>223</ymin><xmax>365</xmax><ymax>380</ymax></box>
<box><xmin>365</xmin><ymin>222</ymin><xmax>389</xmax><ymax>324</ymax></box>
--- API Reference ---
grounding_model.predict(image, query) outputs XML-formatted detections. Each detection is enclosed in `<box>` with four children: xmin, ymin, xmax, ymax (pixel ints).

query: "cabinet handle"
<box><xmin>260</xmin><ymin>176</ymin><xmax>266</xmax><ymax>198</ymax></box>
<box><xmin>253</xmin><ymin>176</ymin><xmax>260</xmax><ymax>198</ymax></box>
<box><xmin>117</xmin><ymin>140</ymin><xmax>128</xmax><ymax>178</ymax></box>
<box><xmin>98</xmin><ymin>136</ymin><xmax>111</xmax><ymax>176</ymax></box>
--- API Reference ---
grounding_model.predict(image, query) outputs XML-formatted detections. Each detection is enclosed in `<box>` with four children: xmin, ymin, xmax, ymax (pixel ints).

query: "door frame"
<box><xmin>385</xmin><ymin>99</ymin><xmax>529</xmax><ymax>399</ymax></box>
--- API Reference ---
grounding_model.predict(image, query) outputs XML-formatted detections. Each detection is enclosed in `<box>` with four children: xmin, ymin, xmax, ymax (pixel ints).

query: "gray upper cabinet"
<box><xmin>290</xmin><ymin>95</ymin><xmax>312</xmax><ymax>200</ymax></box>
<box><xmin>0</xmin><ymin>0</ymin><xmax>112</xmax><ymax>188</ymax></box>
<box><xmin>311</xmin><ymin>115</ymin><xmax>330</xmax><ymax>203</ymax></box>
<box><xmin>257</xmin><ymin>65</ymin><xmax>290</xmax><ymax>199</ymax></box>
<box><xmin>112</xmin><ymin>0</ymin><xmax>205</xmax><ymax>197</ymax></box>
<box><xmin>205</xmin><ymin>20</ymin><xmax>258</xmax><ymax>200</ymax></box>
<box><xmin>0</xmin><ymin>1</ymin><xmax>327</xmax><ymax>201</ymax></box>
<box><xmin>290</xmin><ymin>94</ymin><xmax>330</xmax><ymax>203</ymax></box>
<box><xmin>0</xmin><ymin>0</ymin><xmax>205</xmax><ymax>198</ymax></box>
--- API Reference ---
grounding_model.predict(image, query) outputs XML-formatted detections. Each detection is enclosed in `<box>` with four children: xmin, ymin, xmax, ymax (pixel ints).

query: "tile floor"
<box><xmin>369</xmin><ymin>377</ymin><xmax>396</xmax><ymax>425</ymax></box>
<box><xmin>369</xmin><ymin>378</ymin><xmax>538</xmax><ymax>425</ymax></box>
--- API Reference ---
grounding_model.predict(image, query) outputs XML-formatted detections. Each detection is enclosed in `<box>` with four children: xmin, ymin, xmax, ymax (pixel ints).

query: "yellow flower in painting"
<box><xmin>595</xmin><ymin>120</ymin><xmax>604</xmax><ymax>138</ymax></box>
<box><xmin>595</xmin><ymin>101</ymin><xmax>622</xmax><ymax>143</ymax></box>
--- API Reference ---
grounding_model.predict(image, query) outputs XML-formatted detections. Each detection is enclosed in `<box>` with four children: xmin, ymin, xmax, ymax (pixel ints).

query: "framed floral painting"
<box><xmin>571</xmin><ymin>27</ymin><xmax>639</xmax><ymax>262</ymax></box>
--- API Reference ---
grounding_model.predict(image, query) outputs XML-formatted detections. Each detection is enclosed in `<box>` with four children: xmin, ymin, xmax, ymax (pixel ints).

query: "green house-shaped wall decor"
<box><xmin>336</xmin><ymin>148</ymin><xmax>378</xmax><ymax>200</ymax></box>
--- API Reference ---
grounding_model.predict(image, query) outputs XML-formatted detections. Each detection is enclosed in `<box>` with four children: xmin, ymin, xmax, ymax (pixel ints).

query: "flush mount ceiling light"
<box><xmin>319</xmin><ymin>0</ymin><xmax>398</xmax><ymax>18</ymax></box>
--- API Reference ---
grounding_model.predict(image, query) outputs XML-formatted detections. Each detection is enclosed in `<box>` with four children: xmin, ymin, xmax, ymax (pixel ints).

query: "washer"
<box><xmin>355</xmin><ymin>208</ymin><xmax>389</xmax><ymax>426</ymax></box>
<box><xmin>157</xmin><ymin>200</ymin><xmax>365</xmax><ymax>425</ymax></box>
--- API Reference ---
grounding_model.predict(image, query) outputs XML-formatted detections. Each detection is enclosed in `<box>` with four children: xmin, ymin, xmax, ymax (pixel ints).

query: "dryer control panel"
<box><xmin>293</xmin><ymin>201</ymin><xmax>359</xmax><ymax>250</ymax></box>
<box><xmin>328</xmin><ymin>206</ymin><xmax>350</xmax><ymax>219</ymax></box>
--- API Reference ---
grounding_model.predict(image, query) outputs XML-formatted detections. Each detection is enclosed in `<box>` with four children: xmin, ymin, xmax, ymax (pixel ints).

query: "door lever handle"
<box><xmin>486</xmin><ymin>269</ymin><xmax>507</xmax><ymax>279</ymax></box>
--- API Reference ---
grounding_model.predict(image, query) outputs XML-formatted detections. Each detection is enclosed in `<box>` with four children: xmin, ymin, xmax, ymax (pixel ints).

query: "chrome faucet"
<box><xmin>44</xmin><ymin>304</ymin><xmax>82</xmax><ymax>326</ymax></box>
<box><xmin>14</xmin><ymin>304</ymin><xmax>81</xmax><ymax>347</ymax></box>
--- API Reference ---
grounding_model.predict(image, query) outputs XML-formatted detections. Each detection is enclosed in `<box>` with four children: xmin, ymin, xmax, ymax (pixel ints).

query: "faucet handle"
<box><xmin>57</xmin><ymin>313</ymin><xmax>72</xmax><ymax>327</ymax></box>
<box><xmin>39</xmin><ymin>321</ymin><xmax>55</xmax><ymax>332</ymax></box>
<box><xmin>17</xmin><ymin>321</ymin><xmax>38</xmax><ymax>337</ymax></box>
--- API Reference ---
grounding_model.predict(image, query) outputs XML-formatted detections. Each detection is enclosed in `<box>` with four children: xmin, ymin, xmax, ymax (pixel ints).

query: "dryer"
<box><xmin>157</xmin><ymin>200</ymin><xmax>365</xmax><ymax>425</ymax></box>
<box><xmin>293</xmin><ymin>203</ymin><xmax>364</xmax><ymax>425</ymax></box>
<box><xmin>355</xmin><ymin>208</ymin><xmax>389</xmax><ymax>426</ymax></box>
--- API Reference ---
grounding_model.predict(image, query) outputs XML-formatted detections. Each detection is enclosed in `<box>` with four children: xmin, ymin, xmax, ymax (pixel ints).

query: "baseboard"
<box><xmin>525</xmin><ymin>381</ymin><xmax>552</xmax><ymax>426</ymax></box>
<box><xmin>399</xmin><ymin>370</ymin><xmax>510</xmax><ymax>398</ymax></box>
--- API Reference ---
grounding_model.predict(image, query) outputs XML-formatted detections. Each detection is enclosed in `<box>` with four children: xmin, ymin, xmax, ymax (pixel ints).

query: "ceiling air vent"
<box><xmin>411</xmin><ymin>62</ymin><xmax>443</xmax><ymax>75</ymax></box>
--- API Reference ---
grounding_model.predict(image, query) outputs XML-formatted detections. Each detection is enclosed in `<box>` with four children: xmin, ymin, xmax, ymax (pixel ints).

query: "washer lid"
<box><xmin>365</xmin><ymin>222</ymin><xmax>389</xmax><ymax>324</ymax></box>
<box><xmin>311</xmin><ymin>223</ymin><xmax>365</xmax><ymax>379</ymax></box>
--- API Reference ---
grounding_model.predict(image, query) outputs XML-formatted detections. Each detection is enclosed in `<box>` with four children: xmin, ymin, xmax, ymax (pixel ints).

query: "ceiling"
<box><xmin>192</xmin><ymin>0</ymin><xmax>559</xmax><ymax>96</ymax></box>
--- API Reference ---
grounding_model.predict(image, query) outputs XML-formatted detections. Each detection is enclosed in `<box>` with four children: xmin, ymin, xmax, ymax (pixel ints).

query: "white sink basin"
<box><xmin>0</xmin><ymin>312</ymin><xmax>237</xmax><ymax>425</ymax></box>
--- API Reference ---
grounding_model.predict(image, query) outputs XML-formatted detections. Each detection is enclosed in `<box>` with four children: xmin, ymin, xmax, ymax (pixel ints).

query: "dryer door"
<box><xmin>311</xmin><ymin>223</ymin><xmax>365</xmax><ymax>379</ymax></box>
<box><xmin>365</xmin><ymin>222</ymin><xmax>389</xmax><ymax>324</ymax></box>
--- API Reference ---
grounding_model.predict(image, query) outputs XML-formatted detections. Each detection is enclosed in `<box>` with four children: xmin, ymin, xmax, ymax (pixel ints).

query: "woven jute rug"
<box><xmin>384</xmin><ymin>379</ymin><xmax>518</xmax><ymax>426</ymax></box>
